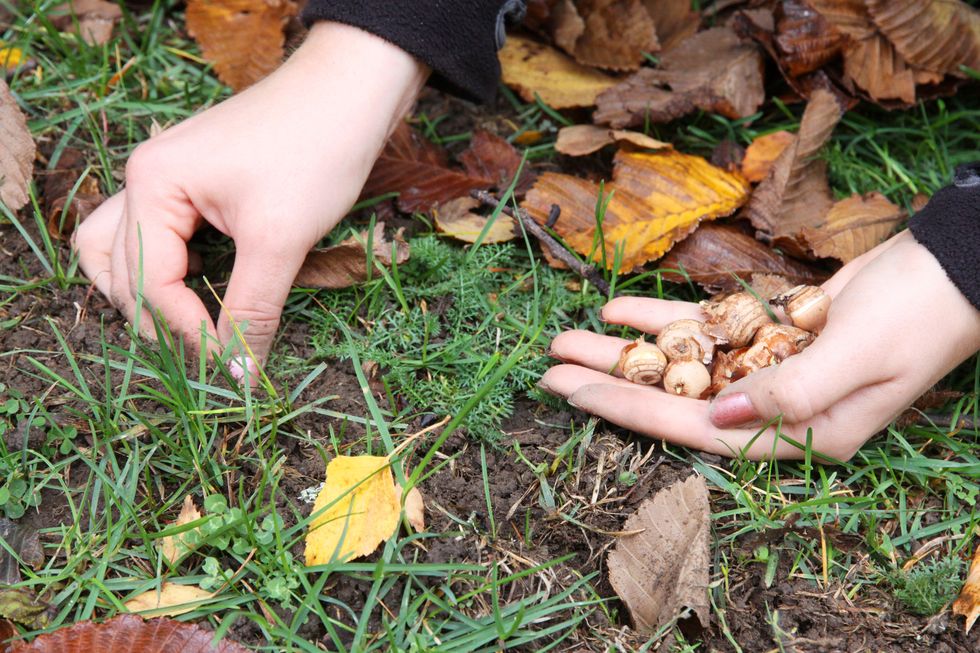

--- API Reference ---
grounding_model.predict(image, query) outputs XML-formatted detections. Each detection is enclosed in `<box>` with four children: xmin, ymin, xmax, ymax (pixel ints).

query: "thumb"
<box><xmin>217</xmin><ymin>240</ymin><xmax>304</xmax><ymax>383</ymax></box>
<box><xmin>707</xmin><ymin>336</ymin><xmax>875</xmax><ymax>429</ymax></box>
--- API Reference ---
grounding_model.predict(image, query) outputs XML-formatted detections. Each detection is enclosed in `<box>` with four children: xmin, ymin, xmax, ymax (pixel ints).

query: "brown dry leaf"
<box><xmin>547</xmin><ymin>0</ymin><xmax>586</xmax><ymax>53</ymax></box>
<box><xmin>594</xmin><ymin>27</ymin><xmax>764</xmax><ymax>129</ymax></box>
<box><xmin>658</xmin><ymin>223</ymin><xmax>824</xmax><ymax>293</ymax></box>
<box><xmin>158</xmin><ymin>495</ymin><xmax>203</xmax><ymax>566</ymax></box>
<box><xmin>304</xmin><ymin>456</ymin><xmax>401</xmax><ymax>565</ymax></box>
<box><xmin>749</xmin><ymin>273</ymin><xmax>797</xmax><ymax>300</ymax></box>
<box><xmin>803</xmin><ymin>192</ymin><xmax>904</xmax><ymax>263</ymax></box>
<box><xmin>499</xmin><ymin>35</ymin><xmax>618</xmax><ymax>109</ymax></box>
<box><xmin>361</xmin><ymin>122</ymin><xmax>491</xmax><ymax>213</ymax></box>
<box><xmin>741</xmin><ymin>131</ymin><xmax>794</xmax><ymax>183</ymax></box>
<box><xmin>608</xmin><ymin>475</ymin><xmax>710</xmax><ymax>633</ymax></box>
<box><xmin>186</xmin><ymin>0</ymin><xmax>296</xmax><ymax>92</ymax></box>
<box><xmin>10</xmin><ymin>614</ymin><xmax>249</xmax><ymax>652</ymax></box>
<box><xmin>641</xmin><ymin>0</ymin><xmax>700</xmax><ymax>52</ymax></box>
<box><xmin>294</xmin><ymin>222</ymin><xmax>409</xmax><ymax>288</ymax></box>
<box><xmin>806</xmin><ymin>0</ymin><xmax>874</xmax><ymax>39</ymax></box>
<box><xmin>433</xmin><ymin>197</ymin><xmax>517</xmax><ymax>244</ymax></box>
<box><xmin>843</xmin><ymin>33</ymin><xmax>918</xmax><ymax>104</ymax></box>
<box><xmin>0</xmin><ymin>519</ymin><xmax>43</xmax><ymax>585</ymax></box>
<box><xmin>953</xmin><ymin>544</ymin><xmax>980</xmax><ymax>633</ymax></box>
<box><xmin>50</xmin><ymin>0</ymin><xmax>122</xmax><ymax>46</ymax></box>
<box><xmin>0</xmin><ymin>79</ymin><xmax>34</xmax><ymax>211</ymax></box>
<box><xmin>522</xmin><ymin>149</ymin><xmax>749</xmax><ymax>272</ymax></box>
<box><xmin>42</xmin><ymin>148</ymin><xmax>103</xmax><ymax>239</ymax></box>
<box><xmin>402</xmin><ymin>486</ymin><xmax>426</xmax><ymax>533</ymax></box>
<box><xmin>571</xmin><ymin>0</ymin><xmax>658</xmax><ymax>71</ymax></box>
<box><xmin>0</xmin><ymin>618</ymin><xmax>15</xmax><ymax>653</ymax></box>
<box><xmin>124</xmin><ymin>583</ymin><xmax>213</xmax><ymax>618</ymax></box>
<box><xmin>458</xmin><ymin>130</ymin><xmax>527</xmax><ymax>192</ymax></box>
<box><xmin>866</xmin><ymin>0</ymin><xmax>980</xmax><ymax>75</ymax></box>
<box><xmin>555</xmin><ymin>124</ymin><xmax>669</xmax><ymax>156</ymax></box>
<box><xmin>774</xmin><ymin>0</ymin><xmax>845</xmax><ymax>77</ymax></box>
<box><xmin>746</xmin><ymin>88</ymin><xmax>843</xmax><ymax>253</ymax></box>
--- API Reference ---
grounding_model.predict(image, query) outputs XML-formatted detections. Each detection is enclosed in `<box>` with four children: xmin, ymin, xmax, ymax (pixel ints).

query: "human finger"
<box><xmin>599</xmin><ymin>296</ymin><xmax>703</xmax><ymax>333</ymax></box>
<box><xmin>548</xmin><ymin>330</ymin><xmax>632</xmax><ymax>375</ymax></box>
<box><xmin>73</xmin><ymin>191</ymin><xmax>126</xmax><ymax>299</ymax></box>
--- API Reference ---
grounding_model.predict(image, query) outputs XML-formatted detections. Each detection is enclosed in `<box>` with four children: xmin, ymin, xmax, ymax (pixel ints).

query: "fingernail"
<box><xmin>229</xmin><ymin>355</ymin><xmax>258</xmax><ymax>384</ymax></box>
<box><xmin>545</xmin><ymin>348</ymin><xmax>566</xmax><ymax>362</ymax></box>
<box><xmin>566</xmin><ymin>395</ymin><xmax>582</xmax><ymax>409</ymax></box>
<box><xmin>536</xmin><ymin>379</ymin><xmax>554</xmax><ymax>395</ymax></box>
<box><xmin>709</xmin><ymin>393</ymin><xmax>758</xmax><ymax>428</ymax></box>
<box><xmin>598</xmin><ymin>308</ymin><xmax>607</xmax><ymax>322</ymax></box>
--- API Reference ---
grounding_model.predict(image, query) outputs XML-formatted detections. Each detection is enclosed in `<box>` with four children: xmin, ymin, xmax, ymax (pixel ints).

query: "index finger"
<box><xmin>600</xmin><ymin>296</ymin><xmax>704</xmax><ymax>333</ymax></box>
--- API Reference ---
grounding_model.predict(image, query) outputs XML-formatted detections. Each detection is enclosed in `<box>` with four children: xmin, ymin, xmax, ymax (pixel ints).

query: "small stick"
<box><xmin>472</xmin><ymin>190</ymin><xmax>612</xmax><ymax>296</ymax></box>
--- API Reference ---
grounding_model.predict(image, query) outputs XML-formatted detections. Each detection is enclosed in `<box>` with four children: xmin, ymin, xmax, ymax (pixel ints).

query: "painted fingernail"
<box><xmin>229</xmin><ymin>355</ymin><xmax>258</xmax><ymax>384</ymax></box>
<box><xmin>709</xmin><ymin>393</ymin><xmax>758</xmax><ymax>428</ymax></box>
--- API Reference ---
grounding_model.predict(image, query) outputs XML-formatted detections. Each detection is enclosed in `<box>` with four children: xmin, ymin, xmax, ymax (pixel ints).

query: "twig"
<box><xmin>913</xmin><ymin>412</ymin><xmax>977</xmax><ymax>430</ymax></box>
<box><xmin>472</xmin><ymin>190</ymin><xmax>612</xmax><ymax>296</ymax></box>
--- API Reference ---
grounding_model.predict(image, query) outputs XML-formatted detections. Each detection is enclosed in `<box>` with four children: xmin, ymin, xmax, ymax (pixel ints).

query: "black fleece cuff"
<box><xmin>301</xmin><ymin>1</ymin><xmax>519</xmax><ymax>104</ymax></box>
<box><xmin>909</xmin><ymin>162</ymin><xmax>980</xmax><ymax>311</ymax></box>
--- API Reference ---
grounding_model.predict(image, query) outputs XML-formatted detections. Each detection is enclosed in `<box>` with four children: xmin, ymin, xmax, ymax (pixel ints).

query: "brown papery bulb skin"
<box><xmin>619</xmin><ymin>339</ymin><xmax>667</xmax><ymax>385</ymax></box>
<box><xmin>663</xmin><ymin>360</ymin><xmax>711</xmax><ymax>399</ymax></box>
<box><xmin>771</xmin><ymin>285</ymin><xmax>831</xmax><ymax>333</ymax></box>
<box><xmin>656</xmin><ymin>319</ymin><xmax>715</xmax><ymax>365</ymax></box>
<box><xmin>701</xmin><ymin>292</ymin><xmax>772</xmax><ymax>348</ymax></box>
<box><xmin>734</xmin><ymin>323</ymin><xmax>814</xmax><ymax>378</ymax></box>
<box><xmin>708</xmin><ymin>347</ymin><xmax>749</xmax><ymax>395</ymax></box>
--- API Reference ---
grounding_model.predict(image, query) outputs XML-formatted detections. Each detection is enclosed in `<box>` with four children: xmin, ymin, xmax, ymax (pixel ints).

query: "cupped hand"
<box><xmin>540</xmin><ymin>230</ymin><xmax>980</xmax><ymax>460</ymax></box>
<box><xmin>73</xmin><ymin>22</ymin><xmax>428</xmax><ymax>381</ymax></box>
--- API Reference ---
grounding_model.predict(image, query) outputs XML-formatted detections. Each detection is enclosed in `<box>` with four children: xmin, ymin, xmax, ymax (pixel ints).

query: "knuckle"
<box><xmin>223</xmin><ymin>302</ymin><xmax>282</xmax><ymax>339</ymax></box>
<box><xmin>125</xmin><ymin>142</ymin><xmax>168</xmax><ymax>185</ymax></box>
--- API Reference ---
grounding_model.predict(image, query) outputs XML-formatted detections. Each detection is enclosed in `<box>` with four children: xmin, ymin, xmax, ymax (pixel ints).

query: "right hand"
<box><xmin>73</xmin><ymin>22</ymin><xmax>429</xmax><ymax>381</ymax></box>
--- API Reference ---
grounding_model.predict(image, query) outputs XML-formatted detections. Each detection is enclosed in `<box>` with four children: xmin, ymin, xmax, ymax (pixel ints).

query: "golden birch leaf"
<box><xmin>305</xmin><ymin>456</ymin><xmax>400</xmax><ymax>565</ymax></box>
<box><xmin>802</xmin><ymin>192</ymin><xmax>904</xmax><ymax>263</ymax></box>
<box><xmin>124</xmin><ymin>583</ymin><xmax>214</xmax><ymax>618</ymax></box>
<box><xmin>499</xmin><ymin>35</ymin><xmax>617</xmax><ymax>109</ymax></box>
<box><xmin>555</xmin><ymin>124</ymin><xmax>670</xmax><ymax>156</ymax></box>
<box><xmin>522</xmin><ymin>149</ymin><xmax>749</xmax><ymax>272</ymax></box>
<box><xmin>158</xmin><ymin>495</ymin><xmax>204</xmax><ymax>566</ymax></box>
<box><xmin>954</xmin><ymin>544</ymin><xmax>980</xmax><ymax>633</ymax></box>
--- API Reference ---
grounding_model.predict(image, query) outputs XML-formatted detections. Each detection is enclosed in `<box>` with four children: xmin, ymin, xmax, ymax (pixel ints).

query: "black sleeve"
<box><xmin>300</xmin><ymin>1</ymin><xmax>525</xmax><ymax>104</ymax></box>
<box><xmin>908</xmin><ymin>162</ymin><xmax>980</xmax><ymax>311</ymax></box>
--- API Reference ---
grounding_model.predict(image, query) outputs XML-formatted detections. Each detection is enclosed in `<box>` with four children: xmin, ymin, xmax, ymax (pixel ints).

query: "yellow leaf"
<box><xmin>953</xmin><ymin>544</ymin><xmax>980</xmax><ymax>634</ymax></box>
<box><xmin>158</xmin><ymin>495</ymin><xmax>204</xmax><ymax>565</ymax></box>
<box><xmin>499</xmin><ymin>35</ymin><xmax>617</xmax><ymax>109</ymax></box>
<box><xmin>124</xmin><ymin>583</ymin><xmax>213</xmax><ymax>617</ymax></box>
<box><xmin>522</xmin><ymin>149</ymin><xmax>749</xmax><ymax>272</ymax></box>
<box><xmin>433</xmin><ymin>197</ymin><xmax>517</xmax><ymax>244</ymax></box>
<box><xmin>305</xmin><ymin>456</ymin><xmax>401</xmax><ymax>565</ymax></box>
<box><xmin>0</xmin><ymin>42</ymin><xmax>25</xmax><ymax>71</ymax></box>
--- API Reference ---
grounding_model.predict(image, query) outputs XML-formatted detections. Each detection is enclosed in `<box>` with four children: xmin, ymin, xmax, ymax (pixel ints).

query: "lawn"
<box><xmin>1</xmin><ymin>1</ymin><xmax>979</xmax><ymax>651</ymax></box>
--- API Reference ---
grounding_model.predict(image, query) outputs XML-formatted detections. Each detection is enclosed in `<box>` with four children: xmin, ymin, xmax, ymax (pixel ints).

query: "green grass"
<box><xmin>2</xmin><ymin>1</ymin><xmax>980</xmax><ymax>651</ymax></box>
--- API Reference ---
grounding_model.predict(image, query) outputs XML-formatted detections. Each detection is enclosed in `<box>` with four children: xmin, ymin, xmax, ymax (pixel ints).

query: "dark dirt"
<box><xmin>2</xmin><ymin>93</ymin><xmax>977</xmax><ymax>653</ymax></box>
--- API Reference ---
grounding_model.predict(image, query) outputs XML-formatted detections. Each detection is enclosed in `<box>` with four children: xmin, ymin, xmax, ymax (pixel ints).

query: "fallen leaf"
<box><xmin>0</xmin><ymin>42</ymin><xmax>25</xmax><ymax>72</ymax></box>
<box><xmin>10</xmin><ymin>614</ymin><xmax>249</xmax><ymax>652</ymax></box>
<box><xmin>305</xmin><ymin>456</ymin><xmax>401</xmax><ymax>565</ymax></box>
<box><xmin>185</xmin><ymin>0</ymin><xmax>297</xmax><ymax>92</ymax></box>
<box><xmin>554</xmin><ymin>124</ymin><xmax>670</xmax><ymax>156</ymax></box>
<box><xmin>499</xmin><ymin>35</ymin><xmax>618</xmax><ymax>109</ymax></box>
<box><xmin>0</xmin><ymin>519</ymin><xmax>42</xmax><ymax>585</ymax></box>
<box><xmin>0</xmin><ymin>589</ymin><xmax>51</xmax><ymax>630</ymax></box>
<box><xmin>641</xmin><ymin>0</ymin><xmax>700</xmax><ymax>52</ymax></box>
<box><xmin>710</xmin><ymin>139</ymin><xmax>745</xmax><ymax>173</ymax></box>
<box><xmin>608</xmin><ymin>475</ymin><xmax>711</xmax><ymax>633</ymax></box>
<box><xmin>749</xmin><ymin>273</ymin><xmax>797</xmax><ymax>300</ymax></box>
<box><xmin>546</xmin><ymin>0</ymin><xmax>585</xmax><ymax>54</ymax></box>
<box><xmin>802</xmin><ymin>192</ymin><xmax>904</xmax><ymax>263</ymax></box>
<box><xmin>0</xmin><ymin>619</ymin><xmax>15</xmax><ymax>653</ymax></box>
<box><xmin>953</xmin><ymin>544</ymin><xmax>980</xmax><ymax>633</ymax></box>
<box><xmin>866</xmin><ymin>0</ymin><xmax>980</xmax><ymax>76</ymax></box>
<box><xmin>594</xmin><ymin>27</ymin><xmax>764</xmax><ymax>129</ymax></box>
<box><xmin>568</xmin><ymin>0</ymin><xmax>658</xmax><ymax>71</ymax></box>
<box><xmin>658</xmin><ymin>223</ymin><xmax>824</xmax><ymax>293</ymax></box>
<box><xmin>842</xmin><ymin>33</ymin><xmax>919</xmax><ymax>105</ymax></box>
<box><xmin>0</xmin><ymin>78</ymin><xmax>34</xmax><ymax>211</ymax></box>
<box><xmin>458</xmin><ymin>130</ymin><xmax>528</xmax><ymax>193</ymax></box>
<box><xmin>361</xmin><ymin>122</ymin><xmax>491</xmax><ymax>213</ymax></box>
<box><xmin>42</xmin><ymin>148</ymin><xmax>103</xmax><ymax>239</ymax></box>
<box><xmin>50</xmin><ymin>0</ymin><xmax>122</xmax><ymax>46</ymax></box>
<box><xmin>805</xmin><ymin>0</ymin><xmax>874</xmax><ymax>39</ymax></box>
<box><xmin>522</xmin><ymin>149</ymin><xmax>749</xmax><ymax>272</ymax></box>
<box><xmin>395</xmin><ymin>485</ymin><xmax>426</xmax><ymax>533</ymax></box>
<box><xmin>433</xmin><ymin>197</ymin><xmax>517</xmax><ymax>244</ymax></box>
<box><xmin>158</xmin><ymin>495</ymin><xmax>203</xmax><ymax>566</ymax></box>
<box><xmin>746</xmin><ymin>88</ymin><xmax>844</xmax><ymax>254</ymax></box>
<box><xmin>294</xmin><ymin>222</ymin><xmax>410</xmax><ymax>288</ymax></box>
<box><xmin>124</xmin><ymin>583</ymin><xmax>213</xmax><ymax>618</ymax></box>
<box><xmin>773</xmin><ymin>0</ymin><xmax>845</xmax><ymax>77</ymax></box>
<box><xmin>741</xmin><ymin>131</ymin><xmax>794</xmax><ymax>183</ymax></box>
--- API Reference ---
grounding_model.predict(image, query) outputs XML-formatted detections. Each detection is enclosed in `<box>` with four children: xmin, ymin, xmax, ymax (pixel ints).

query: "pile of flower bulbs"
<box><xmin>618</xmin><ymin>285</ymin><xmax>830</xmax><ymax>398</ymax></box>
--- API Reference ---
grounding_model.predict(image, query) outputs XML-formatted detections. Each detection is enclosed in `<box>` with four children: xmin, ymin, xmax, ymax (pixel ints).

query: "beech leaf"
<box><xmin>157</xmin><ymin>495</ymin><xmax>204</xmax><ymax>566</ymax></box>
<box><xmin>123</xmin><ymin>584</ymin><xmax>214</xmax><ymax>618</ymax></box>
<box><xmin>457</xmin><ymin>130</ymin><xmax>529</xmax><ymax>194</ymax></box>
<box><xmin>554</xmin><ymin>125</ymin><xmax>670</xmax><ymax>157</ymax></box>
<box><xmin>802</xmin><ymin>192</ymin><xmax>904</xmax><ymax>263</ymax></box>
<box><xmin>741</xmin><ymin>131</ymin><xmax>794</xmax><ymax>184</ymax></box>
<box><xmin>304</xmin><ymin>456</ymin><xmax>401</xmax><ymax>565</ymax></box>
<box><xmin>294</xmin><ymin>223</ymin><xmax>410</xmax><ymax>289</ymax></box>
<box><xmin>641</xmin><ymin>0</ymin><xmax>700</xmax><ymax>52</ymax></box>
<box><xmin>185</xmin><ymin>0</ymin><xmax>296</xmax><ymax>92</ymax></box>
<box><xmin>608</xmin><ymin>475</ymin><xmax>711</xmax><ymax>633</ymax></box>
<box><xmin>0</xmin><ymin>79</ymin><xmax>34</xmax><ymax>211</ymax></box>
<box><xmin>499</xmin><ymin>35</ymin><xmax>618</xmax><ymax>109</ymax></box>
<box><xmin>773</xmin><ymin>0</ymin><xmax>846</xmax><ymax>77</ymax></box>
<box><xmin>953</xmin><ymin>543</ymin><xmax>980</xmax><ymax>633</ymax></box>
<box><xmin>50</xmin><ymin>0</ymin><xmax>122</xmax><ymax>46</ymax></box>
<box><xmin>566</xmin><ymin>0</ymin><xmax>658</xmax><ymax>71</ymax></box>
<box><xmin>866</xmin><ymin>0</ymin><xmax>980</xmax><ymax>76</ymax></box>
<box><xmin>522</xmin><ymin>149</ymin><xmax>749</xmax><ymax>272</ymax></box>
<box><xmin>433</xmin><ymin>197</ymin><xmax>517</xmax><ymax>244</ymax></box>
<box><xmin>9</xmin><ymin>614</ymin><xmax>249</xmax><ymax>652</ymax></box>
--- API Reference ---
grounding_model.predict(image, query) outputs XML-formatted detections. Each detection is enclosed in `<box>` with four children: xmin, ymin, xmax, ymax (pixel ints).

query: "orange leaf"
<box><xmin>953</xmin><ymin>544</ymin><xmax>980</xmax><ymax>634</ymax></box>
<box><xmin>185</xmin><ymin>0</ymin><xmax>296</xmax><ymax>92</ymax></box>
<box><xmin>803</xmin><ymin>192</ymin><xmax>904</xmax><ymax>263</ymax></box>
<box><xmin>499</xmin><ymin>35</ymin><xmax>617</xmax><ymax>109</ymax></box>
<box><xmin>741</xmin><ymin>131</ymin><xmax>794</xmax><ymax>183</ymax></box>
<box><xmin>522</xmin><ymin>149</ymin><xmax>749</xmax><ymax>272</ymax></box>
